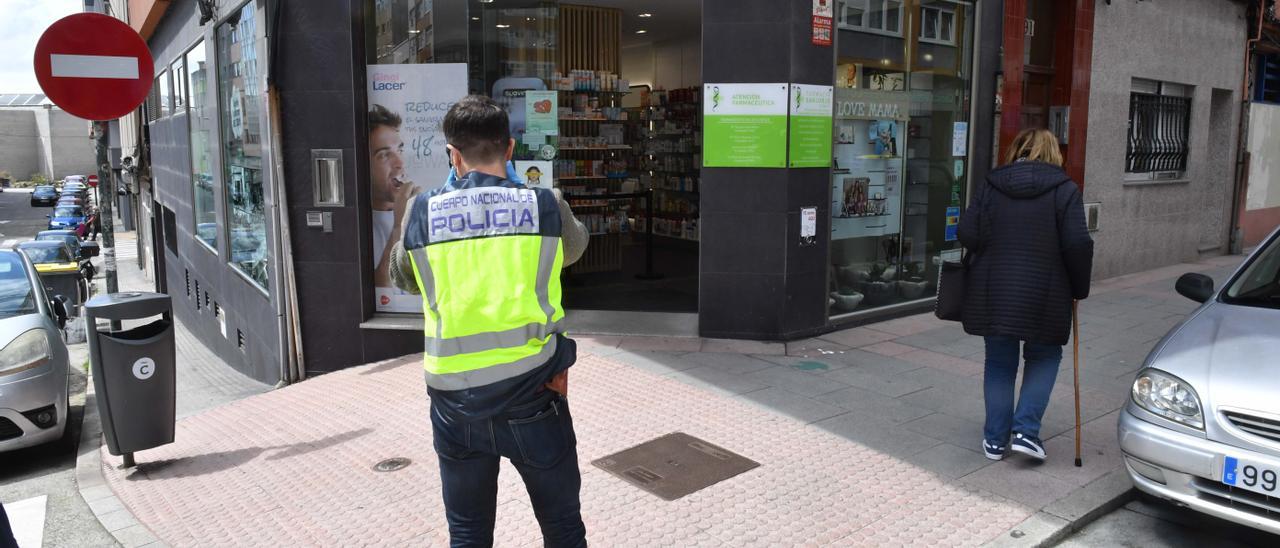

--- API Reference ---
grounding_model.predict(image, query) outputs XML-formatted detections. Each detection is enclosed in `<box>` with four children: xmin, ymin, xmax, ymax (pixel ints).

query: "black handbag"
<box><xmin>935</xmin><ymin>252</ymin><xmax>971</xmax><ymax>321</ymax></box>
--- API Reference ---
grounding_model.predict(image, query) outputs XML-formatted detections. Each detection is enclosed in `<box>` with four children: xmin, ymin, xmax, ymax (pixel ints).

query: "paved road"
<box><xmin>1059</xmin><ymin>493</ymin><xmax>1280</xmax><ymax>547</ymax></box>
<box><xmin>0</xmin><ymin>188</ymin><xmax>61</xmax><ymax>249</ymax></box>
<box><xmin>1</xmin><ymin>188</ymin><xmax>116</xmax><ymax>546</ymax></box>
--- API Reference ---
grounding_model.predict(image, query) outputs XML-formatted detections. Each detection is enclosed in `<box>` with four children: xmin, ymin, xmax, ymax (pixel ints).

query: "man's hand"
<box><xmin>374</xmin><ymin>183</ymin><xmax>422</xmax><ymax>287</ymax></box>
<box><xmin>393</xmin><ymin>181</ymin><xmax>421</xmax><ymax>225</ymax></box>
<box><xmin>545</xmin><ymin>371</ymin><xmax>568</xmax><ymax>396</ymax></box>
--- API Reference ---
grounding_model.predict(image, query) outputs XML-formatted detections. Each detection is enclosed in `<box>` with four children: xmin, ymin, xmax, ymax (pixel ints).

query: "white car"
<box><xmin>1119</xmin><ymin>226</ymin><xmax>1280</xmax><ymax>534</ymax></box>
<box><xmin>0</xmin><ymin>249</ymin><xmax>70</xmax><ymax>452</ymax></box>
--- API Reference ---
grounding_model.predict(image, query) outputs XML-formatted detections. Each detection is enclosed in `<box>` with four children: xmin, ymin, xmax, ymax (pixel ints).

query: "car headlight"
<box><xmin>0</xmin><ymin>330</ymin><xmax>51</xmax><ymax>377</ymax></box>
<box><xmin>1132</xmin><ymin>368</ymin><xmax>1204</xmax><ymax>429</ymax></box>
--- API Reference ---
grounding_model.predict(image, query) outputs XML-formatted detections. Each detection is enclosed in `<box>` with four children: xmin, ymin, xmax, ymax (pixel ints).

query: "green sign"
<box><xmin>789</xmin><ymin>84</ymin><xmax>834</xmax><ymax>167</ymax></box>
<box><xmin>703</xmin><ymin>83</ymin><xmax>789</xmax><ymax>168</ymax></box>
<box><xmin>524</xmin><ymin>90</ymin><xmax>558</xmax><ymax>138</ymax></box>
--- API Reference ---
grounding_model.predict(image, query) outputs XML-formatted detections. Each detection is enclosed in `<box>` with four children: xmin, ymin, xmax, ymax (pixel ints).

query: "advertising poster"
<box><xmin>945</xmin><ymin>206</ymin><xmax>961</xmax><ymax>242</ymax></box>
<box><xmin>514</xmin><ymin>160</ymin><xmax>554</xmax><ymax>190</ymax></box>
<box><xmin>812</xmin><ymin>0</ymin><xmax>833</xmax><ymax>46</ymax></box>
<box><xmin>367</xmin><ymin>63</ymin><xmax>467</xmax><ymax>313</ymax></box>
<box><xmin>703</xmin><ymin>83</ymin><xmax>789</xmax><ymax>168</ymax></box>
<box><xmin>789</xmin><ymin>84</ymin><xmax>834</xmax><ymax>168</ymax></box>
<box><xmin>801</xmin><ymin>206</ymin><xmax>818</xmax><ymax>246</ymax></box>
<box><xmin>952</xmin><ymin>121</ymin><xmax>969</xmax><ymax>156</ymax></box>
<box><xmin>524</xmin><ymin>90</ymin><xmax>558</xmax><ymax>140</ymax></box>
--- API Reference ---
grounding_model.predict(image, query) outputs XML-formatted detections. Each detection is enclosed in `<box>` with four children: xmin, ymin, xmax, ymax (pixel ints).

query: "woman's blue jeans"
<box><xmin>983</xmin><ymin>336</ymin><xmax>1063</xmax><ymax>444</ymax></box>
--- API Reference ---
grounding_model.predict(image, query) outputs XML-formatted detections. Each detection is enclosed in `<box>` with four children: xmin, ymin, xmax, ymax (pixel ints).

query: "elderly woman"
<box><xmin>958</xmin><ymin>128</ymin><xmax>1094</xmax><ymax>462</ymax></box>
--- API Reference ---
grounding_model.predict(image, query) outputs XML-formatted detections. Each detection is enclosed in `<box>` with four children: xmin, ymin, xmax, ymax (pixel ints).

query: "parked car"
<box><xmin>0</xmin><ymin>249</ymin><xmax>70</xmax><ymax>453</ymax></box>
<box><xmin>1119</xmin><ymin>226</ymin><xmax>1280</xmax><ymax>535</ymax></box>
<box><xmin>46</xmin><ymin>205</ymin><xmax>86</xmax><ymax>232</ymax></box>
<box><xmin>35</xmin><ymin>230</ymin><xmax>97</xmax><ymax>281</ymax></box>
<box><xmin>60</xmin><ymin>185</ymin><xmax>89</xmax><ymax>202</ymax></box>
<box><xmin>56</xmin><ymin>196</ymin><xmax>83</xmax><ymax>207</ymax></box>
<box><xmin>30</xmin><ymin>186</ymin><xmax>58</xmax><ymax>207</ymax></box>
<box><xmin>13</xmin><ymin>241</ymin><xmax>88</xmax><ymax>305</ymax></box>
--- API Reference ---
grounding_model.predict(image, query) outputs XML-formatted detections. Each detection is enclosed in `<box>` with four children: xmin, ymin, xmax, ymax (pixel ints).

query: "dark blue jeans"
<box><xmin>0</xmin><ymin>502</ymin><xmax>14</xmax><ymax>548</ymax></box>
<box><xmin>983</xmin><ymin>336</ymin><xmax>1063</xmax><ymax>444</ymax></box>
<box><xmin>431</xmin><ymin>389</ymin><xmax>586</xmax><ymax>548</ymax></box>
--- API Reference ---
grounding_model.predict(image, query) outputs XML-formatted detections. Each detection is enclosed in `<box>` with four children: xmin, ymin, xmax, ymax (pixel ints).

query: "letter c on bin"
<box><xmin>133</xmin><ymin>357</ymin><xmax>155</xmax><ymax>380</ymax></box>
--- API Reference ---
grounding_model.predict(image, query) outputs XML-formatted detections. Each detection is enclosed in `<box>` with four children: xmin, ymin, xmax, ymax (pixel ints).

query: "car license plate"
<box><xmin>1222</xmin><ymin>456</ymin><xmax>1280</xmax><ymax>496</ymax></box>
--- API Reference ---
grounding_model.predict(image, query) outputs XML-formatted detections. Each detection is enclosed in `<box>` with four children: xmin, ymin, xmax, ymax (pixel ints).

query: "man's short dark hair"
<box><xmin>443</xmin><ymin>95</ymin><xmax>511</xmax><ymax>165</ymax></box>
<box><xmin>369</xmin><ymin>104</ymin><xmax>402</xmax><ymax>132</ymax></box>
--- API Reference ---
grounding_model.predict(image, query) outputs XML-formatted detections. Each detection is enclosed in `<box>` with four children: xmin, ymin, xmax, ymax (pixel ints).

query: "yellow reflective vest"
<box><xmin>402</xmin><ymin>172</ymin><xmax>566</xmax><ymax>391</ymax></box>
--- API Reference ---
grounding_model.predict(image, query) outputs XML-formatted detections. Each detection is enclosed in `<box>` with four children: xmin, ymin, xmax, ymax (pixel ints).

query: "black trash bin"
<box><xmin>84</xmin><ymin>292</ymin><xmax>176</xmax><ymax>463</ymax></box>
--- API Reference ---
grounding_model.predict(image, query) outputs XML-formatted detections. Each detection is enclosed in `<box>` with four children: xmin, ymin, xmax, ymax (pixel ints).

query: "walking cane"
<box><xmin>1072</xmin><ymin>300</ymin><xmax>1083</xmax><ymax>467</ymax></box>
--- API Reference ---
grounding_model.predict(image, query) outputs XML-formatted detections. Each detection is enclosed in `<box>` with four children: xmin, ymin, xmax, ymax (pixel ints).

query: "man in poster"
<box><xmin>369</xmin><ymin>104</ymin><xmax>420</xmax><ymax>288</ymax></box>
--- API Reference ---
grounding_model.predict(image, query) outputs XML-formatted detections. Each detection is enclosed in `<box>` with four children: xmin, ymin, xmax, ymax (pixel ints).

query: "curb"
<box><xmin>74</xmin><ymin>372</ymin><xmax>167</xmax><ymax>548</ymax></box>
<box><xmin>982</xmin><ymin>468</ymin><xmax>1136</xmax><ymax>547</ymax></box>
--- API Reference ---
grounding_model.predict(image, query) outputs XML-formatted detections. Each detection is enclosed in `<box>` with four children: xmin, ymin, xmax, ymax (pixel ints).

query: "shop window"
<box><xmin>157</xmin><ymin>69</ymin><xmax>170</xmax><ymax>118</ymax></box>
<box><xmin>1126</xmin><ymin>78</ymin><xmax>1192</xmax><ymax>178</ymax></box>
<box><xmin>839</xmin><ymin>0</ymin><xmax>904</xmax><ymax>37</ymax></box>
<box><xmin>919</xmin><ymin>6</ymin><xmax>956</xmax><ymax>45</ymax></box>
<box><xmin>829</xmin><ymin>1</ymin><xmax>974</xmax><ymax>320</ymax></box>
<box><xmin>218</xmin><ymin>1</ymin><xmax>270</xmax><ymax>291</ymax></box>
<box><xmin>363</xmin><ymin>1</ymin><xmax>702</xmax><ymax>314</ymax></box>
<box><xmin>187</xmin><ymin>41</ymin><xmax>218</xmax><ymax>253</ymax></box>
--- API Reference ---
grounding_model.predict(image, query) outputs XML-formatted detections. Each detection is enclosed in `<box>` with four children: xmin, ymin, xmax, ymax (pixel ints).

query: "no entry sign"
<box><xmin>33</xmin><ymin>13</ymin><xmax>154</xmax><ymax>121</ymax></box>
<box><xmin>87</xmin><ymin>174</ymin><xmax>99</xmax><ymax>187</ymax></box>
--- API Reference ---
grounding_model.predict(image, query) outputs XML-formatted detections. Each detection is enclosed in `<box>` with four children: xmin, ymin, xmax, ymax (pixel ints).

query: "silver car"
<box><xmin>0</xmin><ymin>249</ymin><xmax>71</xmax><ymax>452</ymax></box>
<box><xmin>1119</xmin><ymin>226</ymin><xmax>1280</xmax><ymax>534</ymax></box>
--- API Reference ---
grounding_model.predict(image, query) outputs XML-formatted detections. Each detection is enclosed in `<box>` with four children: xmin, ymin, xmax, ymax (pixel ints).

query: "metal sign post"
<box><xmin>94</xmin><ymin>121</ymin><xmax>120</xmax><ymax>331</ymax></box>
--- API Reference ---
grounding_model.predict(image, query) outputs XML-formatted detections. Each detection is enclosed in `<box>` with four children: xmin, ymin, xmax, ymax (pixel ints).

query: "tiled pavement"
<box><xmin>75</xmin><ymin>231</ymin><xmax>271</xmax><ymax>547</ymax></box>
<box><xmin>94</xmin><ymin>252</ymin><xmax>1245</xmax><ymax>546</ymax></box>
<box><xmin>105</xmin><ymin>231</ymin><xmax>272</xmax><ymax>417</ymax></box>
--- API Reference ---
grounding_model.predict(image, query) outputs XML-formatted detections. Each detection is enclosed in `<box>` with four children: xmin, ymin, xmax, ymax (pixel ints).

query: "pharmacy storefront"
<box><xmin>326</xmin><ymin>0</ymin><xmax>992</xmax><ymax>372</ymax></box>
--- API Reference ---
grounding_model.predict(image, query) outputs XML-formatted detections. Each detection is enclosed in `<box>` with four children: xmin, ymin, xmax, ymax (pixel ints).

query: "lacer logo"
<box><xmin>428</xmin><ymin>187</ymin><xmax>540</xmax><ymax>243</ymax></box>
<box><xmin>371</xmin><ymin>72</ymin><xmax>405</xmax><ymax>91</ymax></box>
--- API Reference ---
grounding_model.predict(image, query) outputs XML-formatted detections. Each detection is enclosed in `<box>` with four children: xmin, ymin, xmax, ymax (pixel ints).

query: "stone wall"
<box><xmin>1084</xmin><ymin>0</ymin><xmax>1247</xmax><ymax>278</ymax></box>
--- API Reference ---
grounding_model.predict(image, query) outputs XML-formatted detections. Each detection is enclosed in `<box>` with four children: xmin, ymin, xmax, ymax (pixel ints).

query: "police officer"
<box><xmin>390</xmin><ymin>95</ymin><xmax>588</xmax><ymax>547</ymax></box>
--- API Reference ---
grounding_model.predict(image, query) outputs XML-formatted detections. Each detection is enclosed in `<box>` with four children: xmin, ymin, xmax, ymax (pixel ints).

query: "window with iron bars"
<box><xmin>1126</xmin><ymin>79</ymin><xmax>1192</xmax><ymax>177</ymax></box>
<box><xmin>1257</xmin><ymin>54</ymin><xmax>1280</xmax><ymax>104</ymax></box>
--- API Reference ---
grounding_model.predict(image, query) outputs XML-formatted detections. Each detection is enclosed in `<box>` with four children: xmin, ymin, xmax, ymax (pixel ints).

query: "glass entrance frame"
<box><xmin>827</xmin><ymin>0</ymin><xmax>977</xmax><ymax>321</ymax></box>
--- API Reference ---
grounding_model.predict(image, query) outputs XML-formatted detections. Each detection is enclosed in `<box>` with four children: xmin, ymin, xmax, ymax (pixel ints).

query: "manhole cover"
<box><xmin>592</xmin><ymin>432</ymin><xmax>759</xmax><ymax>501</ymax></box>
<box><xmin>373</xmin><ymin>457</ymin><xmax>412</xmax><ymax>472</ymax></box>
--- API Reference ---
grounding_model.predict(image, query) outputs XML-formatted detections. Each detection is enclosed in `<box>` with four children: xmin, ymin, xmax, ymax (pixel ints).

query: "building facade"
<box><xmin>1084</xmin><ymin>0</ymin><xmax>1246</xmax><ymax>277</ymax></box>
<box><xmin>0</xmin><ymin>97</ymin><xmax>96</xmax><ymax>182</ymax></box>
<box><xmin>134</xmin><ymin>0</ymin><xmax>1268</xmax><ymax>381</ymax></box>
<box><xmin>144</xmin><ymin>0</ymin><xmax>291</xmax><ymax>384</ymax></box>
<box><xmin>1241</xmin><ymin>0</ymin><xmax>1280</xmax><ymax>248</ymax></box>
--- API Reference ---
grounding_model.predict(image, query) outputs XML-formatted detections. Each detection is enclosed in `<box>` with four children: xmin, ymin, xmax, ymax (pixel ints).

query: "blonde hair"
<box><xmin>1005</xmin><ymin>128</ymin><xmax>1064</xmax><ymax>167</ymax></box>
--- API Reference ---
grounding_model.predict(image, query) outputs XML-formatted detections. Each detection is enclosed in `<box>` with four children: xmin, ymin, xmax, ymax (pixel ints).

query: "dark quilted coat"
<box><xmin>957</xmin><ymin>161</ymin><xmax>1094</xmax><ymax>346</ymax></box>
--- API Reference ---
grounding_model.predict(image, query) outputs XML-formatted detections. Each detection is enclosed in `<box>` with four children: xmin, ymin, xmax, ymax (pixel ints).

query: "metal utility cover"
<box><xmin>592</xmin><ymin>432</ymin><xmax>759</xmax><ymax>501</ymax></box>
